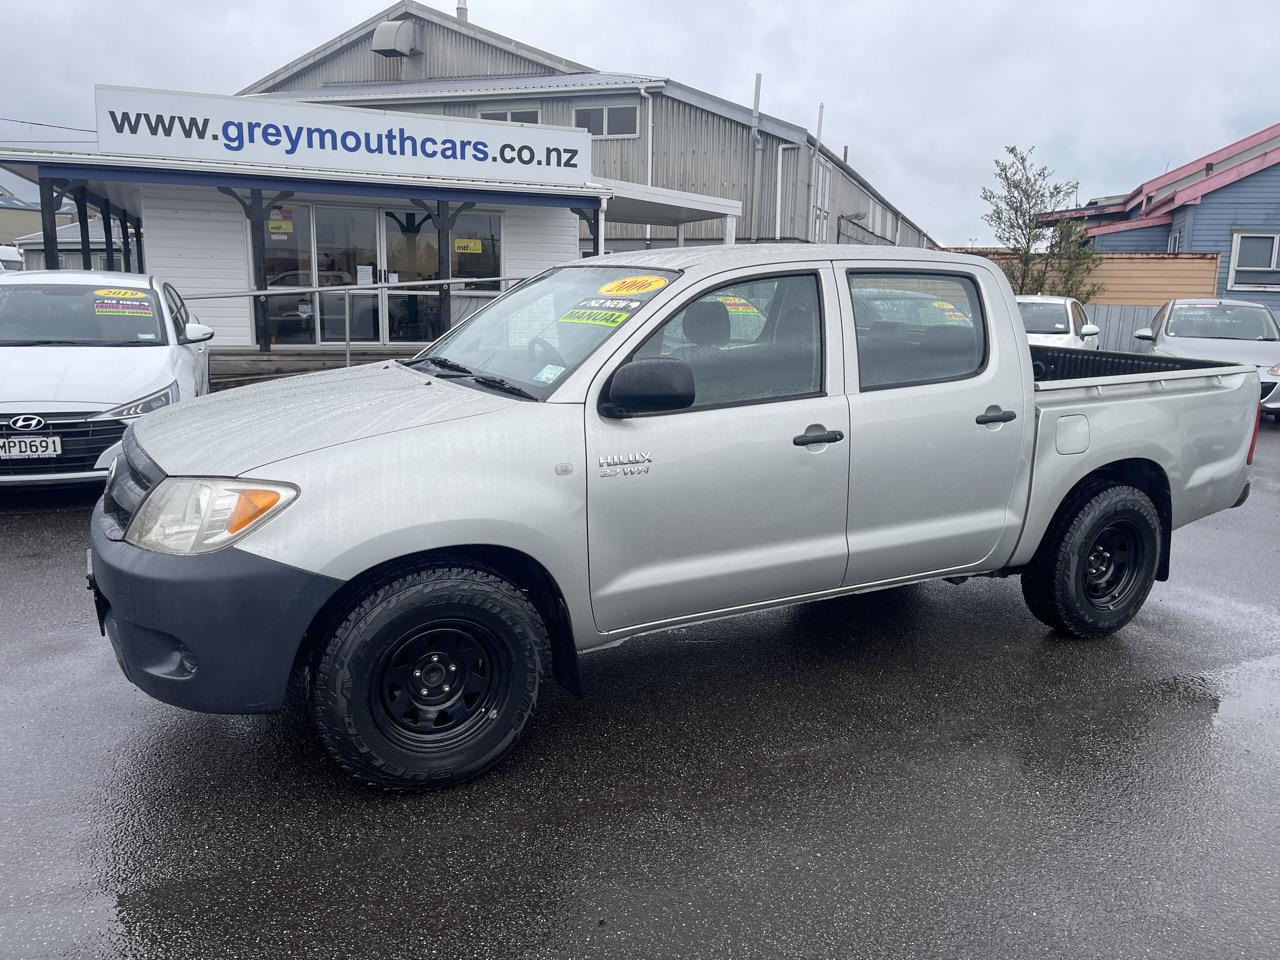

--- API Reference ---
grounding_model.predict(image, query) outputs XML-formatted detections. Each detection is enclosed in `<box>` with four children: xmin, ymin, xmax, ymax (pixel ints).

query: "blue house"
<box><xmin>1043</xmin><ymin>123</ymin><xmax>1280</xmax><ymax>312</ymax></box>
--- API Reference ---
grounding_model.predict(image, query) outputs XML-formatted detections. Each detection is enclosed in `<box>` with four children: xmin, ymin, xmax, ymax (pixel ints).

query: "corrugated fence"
<box><xmin>1083</xmin><ymin>303</ymin><xmax>1162</xmax><ymax>353</ymax></box>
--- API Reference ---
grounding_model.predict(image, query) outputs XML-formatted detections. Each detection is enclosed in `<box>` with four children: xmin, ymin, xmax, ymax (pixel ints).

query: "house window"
<box><xmin>1167</xmin><ymin>229</ymin><xmax>1182</xmax><ymax>253</ymax></box>
<box><xmin>479</xmin><ymin>108</ymin><xmax>540</xmax><ymax>124</ymax></box>
<box><xmin>1229</xmin><ymin>232</ymin><xmax>1280</xmax><ymax>289</ymax></box>
<box><xmin>811</xmin><ymin>160</ymin><xmax>832</xmax><ymax>242</ymax></box>
<box><xmin>574</xmin><ymin>105</ymin><xmax>639</xmax><ymax>138</ymax></box>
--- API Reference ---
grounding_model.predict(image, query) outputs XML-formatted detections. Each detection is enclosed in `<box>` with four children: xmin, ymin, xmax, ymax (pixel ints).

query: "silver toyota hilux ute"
<box><xmin>87</xmin><ymin>246</ymin><xmax>1261</xmax><ymax>789</ymax></box>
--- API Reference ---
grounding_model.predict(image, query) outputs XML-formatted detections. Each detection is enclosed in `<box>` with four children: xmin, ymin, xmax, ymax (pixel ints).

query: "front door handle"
<box><xmin>793</xmin><ymin>430</ymin><xmax>845</xmax><ymax>446</ymax></box>
<box><xmin>975</xmin><ymin>407</ymin><xmax>1017</xmax><ymax>425</ymax></box>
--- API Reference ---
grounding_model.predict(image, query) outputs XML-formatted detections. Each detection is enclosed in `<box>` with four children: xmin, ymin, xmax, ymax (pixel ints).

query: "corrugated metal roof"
<box><xmin>0</xmin><ymin>194</ymin><xmax>39</xmax><ymax>211</ymax></box>
<box><xmin>14</xmin><ymin>218</ymin><xmax>113</xmax><ymax>248</ymax></box>
<box><xmin>256</xmin><ymin>71</ymin><xmax>665</xmax><ymax>102</ymax></box>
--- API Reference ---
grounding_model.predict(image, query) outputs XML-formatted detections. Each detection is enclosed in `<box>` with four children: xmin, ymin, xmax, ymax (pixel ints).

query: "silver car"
<box><xmin>1136</xmin><ymin>298</ymin><xmax>1280</xmax><ymax>417</ymax></box>
<box><xmin>88</xmin><ymin>246</ymin><xmax>1260</xmax><ymax>789</ymax></box>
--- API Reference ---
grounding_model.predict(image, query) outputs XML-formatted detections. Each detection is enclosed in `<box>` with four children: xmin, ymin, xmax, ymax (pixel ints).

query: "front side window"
<box><xmin>574</xmin><ymin>105</ymin><xmax>639</xmax><ymax>138</ymax></box>
<box><xmin>1165</xmin><ymin>302</ymin><xmax>1279</xmax><ymax>341</ymax></box>
<box><xmin>1017</xmin><ymin>300</ymin><xmax>1070</xmax><ymax>334</ymax></box>
<box><xmin>420</xmin><ymin>266</ymin><xmax>679</xmax><ymax>399</ymax></box>
<box><xmin>632</xmin><ymin>274</ymin><xmax>823</xmax><ymax>410</ymax></box>
<box><xmin>0</xmin><ymin>283</ymin><xmax>166</xmax><ymax>346</ymax></box>
<box><xmin>849</xmin><ymin>273</ymin><xmax>987</xmax><ymax>390</ymax></box>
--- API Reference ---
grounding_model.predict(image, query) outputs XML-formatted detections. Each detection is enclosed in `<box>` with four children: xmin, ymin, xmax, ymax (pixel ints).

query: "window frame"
<box><xmin>573</xmin><ymin>102</ymin><xmax>641</xmax><ymax>140</ymax></box>
<box><xmin>478</xmin><ymin>106</ymin><xmax>541</xmax><ymax>125</ymax></box>
<box><xmin>846</xmin><ymin>269</ymin><xmax>991</xmax><ymax>393</ymax></box>
<box><xmin>601</xmin><ymin>270</ymin><xmax>829</xmax><ymax>417</ymax></box>
<box><xmin>1228</xmin><ymin>230</ymin><xmax>1280</xmax><ymax>291</ymax></box>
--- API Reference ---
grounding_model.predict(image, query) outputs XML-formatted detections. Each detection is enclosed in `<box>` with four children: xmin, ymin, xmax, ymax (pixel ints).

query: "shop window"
<box><xmin>574</xmin><ymin>105</ymin><xmax>638</xmax><ymax>138</ymax></box>
<box><xmin>480</xmin><ymin>108</ymin><xmax>540</xmax><ymax>124</ymax></box>
<box><xmin>451</xmin><ymin>212</ymin><xmax>502</xmax><ymax>291</ymax></box>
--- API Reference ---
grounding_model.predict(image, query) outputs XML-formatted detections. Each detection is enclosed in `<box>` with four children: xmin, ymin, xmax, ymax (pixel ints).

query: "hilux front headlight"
<box><xmin>126</xmin><ymin>477</ymin><xmax>298</xmax><ymax>555</ymax></box>
<box><xmin>92</xmin><ymin>382</ymin><xmax>178</xmax><ymax>420</ymax></box>
<box><xmin>1267</xmin><ymin>365</ymin><xmax>1280</xmax><ymax>377</ymax></box>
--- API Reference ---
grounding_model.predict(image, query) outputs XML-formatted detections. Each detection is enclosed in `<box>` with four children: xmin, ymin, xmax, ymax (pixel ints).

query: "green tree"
<box><xmin>980</xmin><ymin>145</ymin><xmax>1102</xmax><ymax>301</ymax></box>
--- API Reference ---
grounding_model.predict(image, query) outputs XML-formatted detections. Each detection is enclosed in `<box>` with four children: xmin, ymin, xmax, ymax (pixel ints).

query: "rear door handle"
<box><xmin>793</xmin><ymin>430</ymin><xmax>845</xmax><ymax>446</ymax></box>
<box><xmin>975</xmin><ymin>407</ymin><xmax>1017</xmax><ymax>425</ymax></box>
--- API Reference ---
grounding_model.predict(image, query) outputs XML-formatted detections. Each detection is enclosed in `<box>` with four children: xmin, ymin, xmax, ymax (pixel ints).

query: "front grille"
<box><xmin>0</xmin><ymin>412</ymin><xmax>127</xmax><ymax>477</ymax></box>
<box><xmin>1261</xmin><ymin>381</ymin><xmax>1276</xmax><ymax>401</ymax></box>
<box><xmin>101</xmin><ymin>428</ymin><xmax>165</xmax><ymax>540</ymax></box>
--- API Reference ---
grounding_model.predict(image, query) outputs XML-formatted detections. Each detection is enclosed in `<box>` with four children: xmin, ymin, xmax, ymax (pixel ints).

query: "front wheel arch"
<box><xmin>293</xmin><ymin>545</ymin><xmax>581</xmax><ymax>699</ymax></box>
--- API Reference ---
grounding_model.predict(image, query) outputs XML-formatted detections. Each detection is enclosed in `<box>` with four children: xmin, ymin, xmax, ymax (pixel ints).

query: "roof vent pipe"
<box><xmin>457</xmin><ymin>0</ymin><xmax>468</xmax><ymax>21</ymax></box>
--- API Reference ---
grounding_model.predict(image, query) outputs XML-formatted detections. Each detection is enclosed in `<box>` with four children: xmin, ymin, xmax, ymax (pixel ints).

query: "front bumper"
<box><xmin>88</xmin><ymin>500</ymin><xmax>343</xmax><ymax>713</ymax></box>
<box><xmin>1261</xmin><ymin>379</ymin><xmax>1279</xmax><ymax>411</ymax></box>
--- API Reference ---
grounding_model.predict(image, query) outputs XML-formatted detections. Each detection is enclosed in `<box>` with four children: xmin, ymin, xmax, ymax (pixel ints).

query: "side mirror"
<box><xmin>183</xmin><ymin>322</ymin><xmax>215</xmax><ymax>344</ymax></box>
<box><xmin>1080</xmin><ymin>324</ymin><xmax>1100</xmax><ymax>337</ymax></box>
<box><xmin>602</xmin><ymin>357</ymin><xmax>695</xmax><ymax>417</ymax></box>
<box><xmin>1133</xmin><ymin>328</ymin><xmax>1155</xmax><ymax>342</ymax></box>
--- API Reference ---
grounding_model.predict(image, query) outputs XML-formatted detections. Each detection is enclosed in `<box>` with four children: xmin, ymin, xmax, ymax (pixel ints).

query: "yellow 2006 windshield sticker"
<box><xmin>93</xmin><ymin>288</ymin><xmax>147</xmax><ymax>299</ymax></box>
<box><xmin>599</xmin><ymin>275</ymin><xmax>668</xmax><ymax>296</ymax></box>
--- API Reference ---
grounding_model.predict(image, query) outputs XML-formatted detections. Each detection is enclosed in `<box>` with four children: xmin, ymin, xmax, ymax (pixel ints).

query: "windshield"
<box><xmin>0</xmin><ymin>283</ymin><xmax>166</xmax><ymax>346</ymax></box>
<box><xmin>418</xmin><ymin>266</ymin><xmax>680</xmax><ymax>399</ymax></box>
<box><xmin>1017</xmin><ymin>301</ymin><xmax>1071</xmax><ymax>335</ymax></box>
<box><xmin>1165</xmin><ymin>302</ymin><xmax>1279</xmax><ymax>341</ymax></box>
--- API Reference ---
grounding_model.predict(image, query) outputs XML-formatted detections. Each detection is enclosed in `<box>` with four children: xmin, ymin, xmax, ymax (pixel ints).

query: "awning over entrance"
<box><xmin>0</xmin><ymin>147</ymin><xmax>743</xmax><ymax>350</ymax></box>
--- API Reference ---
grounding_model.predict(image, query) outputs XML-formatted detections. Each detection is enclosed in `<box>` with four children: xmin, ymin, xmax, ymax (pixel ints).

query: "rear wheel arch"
<box><xmin>293</xmin><ymin>545</ymin><xmax>581</xmax><ymax>698</ymax></box>
<box><xmin>1037</xmin><ymin>458</ymin><xmax>1172</xmax><ymax>580</ymax></box>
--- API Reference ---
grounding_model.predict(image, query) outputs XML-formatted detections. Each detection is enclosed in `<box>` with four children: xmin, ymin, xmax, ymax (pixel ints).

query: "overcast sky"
<box><xmin>3</xmin><ymin>0</ymin><xmax>1279</xmax><ymax>245</ymax></box>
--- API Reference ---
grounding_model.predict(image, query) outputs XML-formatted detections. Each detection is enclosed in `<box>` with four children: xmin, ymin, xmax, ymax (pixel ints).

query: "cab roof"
<box><xmin>574</xmin><ymin>244</ymin><xmax>985</xmax><ymax>281</ymax></box>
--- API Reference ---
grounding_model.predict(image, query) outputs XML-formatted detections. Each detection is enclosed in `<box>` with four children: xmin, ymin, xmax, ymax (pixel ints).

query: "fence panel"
<box><xmin>1084</xmin><ymin>303</ymin><xmax>1162</xmax><ymax>353</ymax></box>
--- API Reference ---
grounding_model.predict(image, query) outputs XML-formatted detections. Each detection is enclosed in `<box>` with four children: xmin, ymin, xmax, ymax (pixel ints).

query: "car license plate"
<box><xmin>0</xmin><ymin>436</ymin><xmax>62</xmax><ymax>458</ymax></box>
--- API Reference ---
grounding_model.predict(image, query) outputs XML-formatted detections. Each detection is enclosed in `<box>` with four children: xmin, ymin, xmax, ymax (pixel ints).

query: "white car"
<box><xmin>1015</xmin><ymin>295</ymin><xmax>1101</xmax><ymax>349</ymax></box>
<box><xmin>0</xmin><ymin>271</ymin><xmax>213</xmax><ymax>485</ymax></box>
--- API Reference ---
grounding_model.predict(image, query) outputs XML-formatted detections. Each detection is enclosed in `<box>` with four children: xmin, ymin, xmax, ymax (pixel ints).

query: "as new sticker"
<box><xmin>599</xmin><ymin>275</ymin><xmax>668</xmax><ymax>296</ymax></box>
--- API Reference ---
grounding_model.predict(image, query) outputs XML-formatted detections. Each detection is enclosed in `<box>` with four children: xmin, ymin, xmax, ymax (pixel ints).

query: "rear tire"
<box><xmin>311</xmin><ymin>564</ymin><xmax>551</xmax><ymax>790</ymax></box>
<box><xmin>1021</xmin><ymin>485</ymin><xmax>1161</xmax><ymax>639</ymax></box>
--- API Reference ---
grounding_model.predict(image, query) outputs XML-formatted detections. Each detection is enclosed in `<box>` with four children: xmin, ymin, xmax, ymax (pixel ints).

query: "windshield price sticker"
<box><xmin>599</xmin><ymin>275</ymin><xmax>669</xmax><ymax>296</ymax></box>
<box><xmin>559</xmin><ymin>296</ymin><xmax>645</xmax><ymax>328</ymax></box>
<box><xmin>94</xmin><ymin>298</ymin><xmax>154</xmax><ymax>318</ymax></box>
<box><xmin>93</xmin><ymin>288</ymin><xmax>148</xmax><ymax>299</ymax></box>
<box><xmin>533</xmin><ymin>363</ymin><xmax>565</xmax><ymax>383</ymax></box>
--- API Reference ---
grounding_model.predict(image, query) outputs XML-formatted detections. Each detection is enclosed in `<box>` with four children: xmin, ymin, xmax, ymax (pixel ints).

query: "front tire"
<box><xmin>1021</xmin><ymin>485</ymin><xmax>1161</xmax><ymax>639</ymax></box>
<box><xmin>311</xmin><ymin>564</ymin><xmax>551</xmax><ymax>790</ymax></box>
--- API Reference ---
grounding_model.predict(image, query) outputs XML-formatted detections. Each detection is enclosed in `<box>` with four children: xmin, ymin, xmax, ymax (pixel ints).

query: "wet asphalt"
<box><xmin>1</xmin><ymin>425</ymin><xmax>1278</xmax><ymax>960</ymax></box>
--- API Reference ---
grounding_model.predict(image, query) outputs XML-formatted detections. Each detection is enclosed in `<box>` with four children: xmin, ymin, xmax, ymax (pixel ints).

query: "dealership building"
<box><xmin>0</xmin><ymin>0</ymin><xmax>934</xmax><ymax>355</ymax></box>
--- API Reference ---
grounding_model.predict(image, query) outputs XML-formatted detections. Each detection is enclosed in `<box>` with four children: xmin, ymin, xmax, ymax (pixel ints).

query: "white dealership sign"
<box><xmin>94</xmin><ymin>85</ymin><xmax>593</xmax><ymax>188</ymax></box>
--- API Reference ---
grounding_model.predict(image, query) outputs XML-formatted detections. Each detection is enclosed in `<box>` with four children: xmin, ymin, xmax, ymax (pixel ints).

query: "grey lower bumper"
<box><xmin>89</xmin><ymin>500</ymin><xmax>344</xmax><ymax>713</ymax></box>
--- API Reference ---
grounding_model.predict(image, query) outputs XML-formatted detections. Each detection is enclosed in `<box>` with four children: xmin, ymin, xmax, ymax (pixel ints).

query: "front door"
<box><xmin>585</xmin><ymin>266</ymin><xmax>850</xmax><ymax>633</ymax></box>
<box><xmin>838</xmin><ymin>264</ymin><xmax>1030</xmax><ymax>586</ymax></box>
<box><xmin>315</xmin><ymin>205</ymin><xmax>381</xmax><ymax>343</ymax></box>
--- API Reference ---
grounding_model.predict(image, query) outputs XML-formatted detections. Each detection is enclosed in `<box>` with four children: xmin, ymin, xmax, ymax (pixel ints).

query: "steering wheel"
<box><xmin>528</xmin><ymin>336</ymin><xmax>566</xmax><ymax>368</ymax></box>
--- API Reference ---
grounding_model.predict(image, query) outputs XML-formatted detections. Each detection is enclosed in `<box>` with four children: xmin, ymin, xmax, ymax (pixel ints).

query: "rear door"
<box><xmin>837</xmin><ymin>262</ymin><xmax>1032</xmax><ymax>586</ymax></box>
<box><xmin>584</xmin><ymin>264</ymin><xmax>850</xmax><ymax>632</ymax></box>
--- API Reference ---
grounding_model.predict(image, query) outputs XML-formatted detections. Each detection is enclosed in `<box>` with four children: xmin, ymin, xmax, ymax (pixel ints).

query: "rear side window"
<box><xmin>633</xmin><ymin>273</ymin><xmax>823</xmax><ymax>410</ymax></box>
<box><xmin>848</xmin><ymin>272</ymin><xmax>987</xmax><ymax>390</ymax></box>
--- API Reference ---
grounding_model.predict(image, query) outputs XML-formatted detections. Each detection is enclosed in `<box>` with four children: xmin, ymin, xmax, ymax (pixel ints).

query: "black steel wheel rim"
<box><xmin>372</xmin><ymin>619</ymin><xmax>509</xmax><ymax>750</ymax></box>
<box><xmin>1080</xmin><ymin>518</ymin><xmax>1147</xmax><ymax>611</ymax></box>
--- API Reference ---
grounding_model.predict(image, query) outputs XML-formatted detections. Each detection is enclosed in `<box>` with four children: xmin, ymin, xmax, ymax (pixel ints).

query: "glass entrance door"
<box><xmin>316</xmin><ymin>205</ymin><xmax>380</xmax><ymax>342</ymax></box>
<box><xmin>383</xmin><ymin>209</ymin><xmax>441</xmax><ymax>342</ymax></box>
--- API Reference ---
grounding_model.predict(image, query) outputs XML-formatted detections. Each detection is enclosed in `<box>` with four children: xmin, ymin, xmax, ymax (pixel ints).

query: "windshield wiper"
<box><xmin>419</xmin><ymin>355</ymin><xmax>474</xmax><ymax>375</ymax></box>
<box><xmin>470</xmin><ymin>375</ymin><xmax>538</xmax><ymax>401</ymax></box>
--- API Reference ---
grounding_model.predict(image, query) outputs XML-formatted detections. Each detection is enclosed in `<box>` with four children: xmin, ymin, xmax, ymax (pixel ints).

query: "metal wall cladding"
<box><xmin>265</xmin><ymin>18</ymin><xmax>552</xmax><ymax>92</ymax></box>
<box><xmin>1082</xmin><ymin>304</ymin><xmax>1163</xmax><ymax>353</ymax></box>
